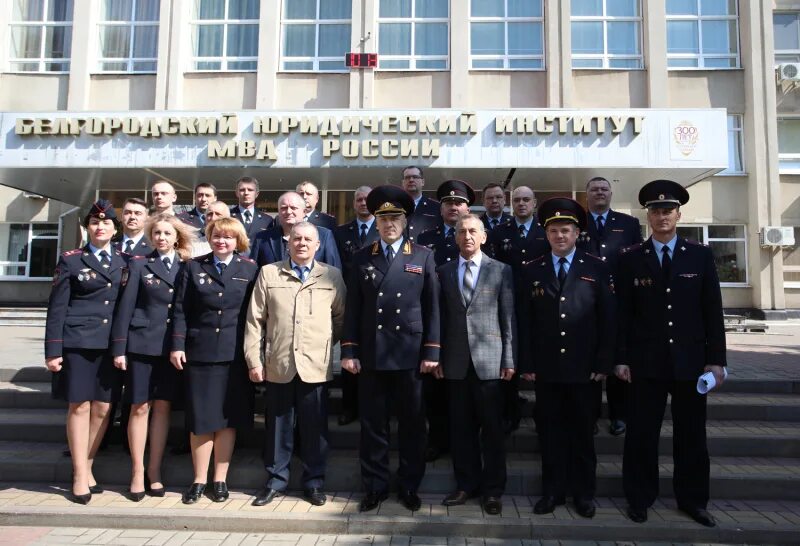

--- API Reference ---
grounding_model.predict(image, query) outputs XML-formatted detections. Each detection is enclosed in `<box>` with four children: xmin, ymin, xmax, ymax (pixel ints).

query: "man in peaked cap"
<box><xmin>519</xmin><ymin>197</ymin><xmax>616</xmax><ymax>519</ymax></box>
<box><xmin>615</xmin><ymin>180</ymin><xmax>726</xmax><ymax>528</ymax></box>
<box><xmin>416</xmin><ymin>179</ymin><xmax>475</xmax><ymax>462</ymax></box>
<box><xmin>340</xmin><ymin>185</ymin><xmax>441</xmax><ymax>514</ymax></box>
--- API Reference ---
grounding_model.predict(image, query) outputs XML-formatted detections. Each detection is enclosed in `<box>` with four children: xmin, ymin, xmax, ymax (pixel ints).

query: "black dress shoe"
<box><xmin>145</xmin><ymin>475</ymin><xmax>165</xmax><ymax>497</ymax></box>
<box><xmin>482</xmin><ymin>496</ymin><xmax>502</xmax><ymax>515</ymax></box>
<box><xmin>359</xmin><ymin>491</ymin><xmax>388</xmax><ymax>512</ymax></box>
<box><xmin>424</xmin><ymin>446</ymin><xmax>441</xmax><ymax>462</ymax></box>
<box><xmin>127</xmin><ymin>490</ymin><xmax>146</xmax><ymax>502</ymax></box>
<box><xmin>627</xmin><ymin>506</ymin><xmax>648</xmax><ymax>523</ymax></box>
<box><xmin>442</xmin><ymin>490</ymin><xmax>476</xmax><ymax>507</ymax></box>
<box><xmin>398</xmin><ymin>490</ymin><xmax>422</xmax><ymax>511</ymax></box>
<box><xmin>678</xmin><ymin>505</ymin><xmax>716</xmax><ymax>527</ymax></box>
<box><xmin>608</xmin><ymin>419</ymin><xmax>626</xmax><ymax>436</ymax></box>
<box><xmin>88</xmin><ymin>484</ymin><xmax>104</xmax><ymax>494</ymax></box>
<box><xmin>574</xmin><ymin>499</ymin><xmax>596</xmax><ymax>518</ymax></box>
<box><xmin>533</xmin><ymin>495</ymin><xmax>565</xmax><ymax>514</ymax></box>
<box><xmin>211</xmin><ymin>481</ymin><xmax>229</xmax><ymax>502</ymax></box>
<box><xmin>303</xmin><ymin>487</ymin><xmax>327</xmax><ymax>506</ymax></box>
<box><xmin>337</xmin><ymin>411</ymin><xmax>357</xmax><ymax>426</ymax></box>
<box><xmin>252</xmin><ymin>488</ymin><xmax>282</xmax><ymax>506</ymax></box>
<box><xmin>182</xmin><ymin>482</ymin><xmax>206</xmax><ymax>504</ymax></box>
<box><xmin>69</xmin><ymin>491</ymin><xmax>92</xmax><ymax>505</ymax></box>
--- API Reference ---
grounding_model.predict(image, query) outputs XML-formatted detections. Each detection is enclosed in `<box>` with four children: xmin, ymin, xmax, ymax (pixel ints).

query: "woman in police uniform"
<box><xmin>111</xmin><ymin>213</ymin><xmax>195</xmax><ymax>501</ymax></box>
<box><xmin>169</xmin><ymin>217</ymin><xmax>258</xmax><ymax>504</ymax></box>
<box><xmin>44</xmin><ymin>200</ymin><xmax>127</xmax><ymax>504</ymax></box>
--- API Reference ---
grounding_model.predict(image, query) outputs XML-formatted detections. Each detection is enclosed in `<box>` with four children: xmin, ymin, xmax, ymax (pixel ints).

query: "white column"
<box><xmin>256</xmin><ymin>0</ymin><xmax>280</xmax><ymax>109</ymax></box>
<box><xmin>449</xmin><ymin>0</ymin><xmax>469</xmax><ymax>107</ymax></box>
<box><xmin>153</xmin><ymin>0</ymin><xmax>174</xmax><ymax>110</ymax></box>
<box><xmin>163</xmin><ymin>0</ymin><xmax>190</xmax><ymax>110</ymax></box>
<box><xmin>643</xmin><ymin>0</ymin><xmax>668</xmax><ymax>107</ymax></box>
<box><xmin>66</xmin><ymin>0</ymin><xmax>99</xmax><ymax>110</ymax></box>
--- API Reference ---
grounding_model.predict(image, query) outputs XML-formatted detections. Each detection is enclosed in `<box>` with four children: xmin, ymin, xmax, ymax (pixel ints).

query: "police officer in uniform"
<box><xmin>177</xmin><ymin>183</ymin><xmax>217</xmax><ymax>232</ymax></box>
<box><xmin>114</xmin><ymin>198</ymin><xmax>152</xmax><ymax>257</ymax></box>
<box><xmin>416</xmin><ymin>179</ymin><xmax>475</xmax><ymax>461</ymax></box>
<box><xmin>297</xmin><ymin>181</ymin><xmax>338</xmax><ymax>231</ymax></box>
<box><xmin>333</xmin><ymin>186</ymin><xmax>378</xmax><ymax>426</ymax></box>
<box><xmin>519</xmin><ymin>198</ymin><xmax>616</xmax><ymax>518</ymax></box>
<box><xmin>616</xmin><ymin>180</ymin><xmax>726</xmax><ymax>528</ymax></box>
<box><xmin>45</xmin><ymin>199</ymin><xmax>126</xmax><ymax>504</ymax></box>
<box><xmin>577</xmin><ymin>177</ymin><xmax>643</xmax><ymax>437</ymax></box>
<box><xmin>340</xmin><ymin>185</ymin><xmax>441</xmax><ymax>513</ymax></box>
<box><xmin>400</xmin><ymin>166</ymin><xmax>439</xmax><ymax>241</ymax></box>
<box><xmin>480</xmin><ymin>182</ymin><xmax>512</xmax><ymax>231</ymax></box>
<box><xmin>230</xmin><ymin>176</ymin><xmax>275</xmax><ymax>254</ymax></box>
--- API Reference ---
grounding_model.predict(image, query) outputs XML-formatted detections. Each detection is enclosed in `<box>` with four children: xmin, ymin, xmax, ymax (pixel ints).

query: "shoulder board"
<box><xmin>62</xmin><ymin>249</ymin><xmax>82</xmax><ymax>257</ymax></box>
<box><xmin>131</xmin><ymin>255</ymin><xmax>146</xmax><ymax>259</ymax></box>
<box><xmin>584</xmin><ymin>252</ymin><xmax>604</xmax><ymax>262</ymax></box>
<box><xmin>238</xmin><ymin>255</ymin><xmax>256</xmax><ymax>264</ymax></box>
<box><xmin>683</xmin><ymin>239</ymin><xmax>707</xmax><ymax>247</ymax></box>
<box><xmin>620</xmin><ymin>243</ymin><xmax>643</xmax><ymax>254</ymax></box>
<box><xmin>529</xmin><ymin>255</ymin><xmax>547</xmax><ymax>264</ymax></box>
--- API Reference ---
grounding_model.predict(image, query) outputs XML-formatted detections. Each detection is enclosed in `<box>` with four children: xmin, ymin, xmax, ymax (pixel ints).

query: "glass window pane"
<box><xmin>319</xmin><ymin>24</ymin><xmax>350</xmax><ymax>57</ymax></box>
<box><xmin>572</xmin><ymin>0</ymin><xmax>602</xmax><ymax>17</ymax></box>
<box><xmin>667</xmin><ymin>20</ymin><xmax>699</xmax><ymax>54</ymax></box>
<box><xmin>710</xmin><ymin>240</ymin><xmax>746</xmax><ymax>282</ymax></box>
<box><xmin>509</xmin><ymin>57</ymin><xmax>542</xmax><ymax>68</ymax></box>
<box><xmin>508</xmin><ymin>0</ymin><xmax>541</xmax><ymax>17</ymax></box>
<box><xmin>701</xmin><ymin>0</ymin><xmax>736</xmax><ymax>16</ymax></box>
<box><xmin>283</xmin><ymin>60</ymin><xmax>314</xmax><ymax>70</ymax></box>
<box><xmin>677</xmin><ymin>226</ymin><xmax>703</xmax><ymax>242</ymax></box>
<box><xmin>667</xmin><ymin>0</ymin><xmax>698</xmax><ymax>16</ymax></box>
<box><xmin>102</xmin><ymin>60</ymin><xmax>128</xmax><ymax>70</ymax></box>
<box><xmin>228</xmin><ymin>0</ymin><xmax>259</xmax><ymax>19</ymax></box>
<box><xmin>380</xmin><ymin>59</ymin><xmax>410</xmax><ymax>69</ymax></box>
<box><xmin>702</xmin><ymin>20</ymin><xmax>737</xmax><ymax>54</ymax></box>
<box><xmin>609</xmin><ymin>57</ymin><xmax>642</xmax><ymax>68</ymax></box>
<box><xmin>0</xmin><ymin>224</ymin><xmax>28</xmax><ymax>263</ymax></box>
<box><xmin>318</xmin><ymin>59</ymin><xmax>345</xmax><ymax>70</ymax></box>
<box><xmin>227</xmin><ymin>59</ymin><xmax>256</xmax><ymax>69</ymax></box>
<box><xmin>13</xmin><ymin>0</ymin><xmax>44</xmax><ymax>21</ymax></box>
<box><xmin>100</xmin><ymin>26</ymin><xmax>130</xmax><ymax>58</ymax></box>
<box><xmin>416</xmin><ymin>59</ymin><xmax>447</xmax><ymax>69</ymax></box>
<box><xmin>572</xmin><ymin>21</ymin><xmax>603</xmax><ymax>55</ymax></box>
<box><xmin>471</xmin><ymin>22</ymin><xmax>504</xmax><ymax>55</ymax></box>
<box><xmin>509</xmin><ymin>22</ymin><xmax>542</xmax><ymax>55</ymax></box>
<box><xmin>227</xmin><ymin>23</ymin><xmax>258</xmax><ymax>56</ymax></box>
<box><xmin>380</xmin><ymin>0</ymin><xmax>410</xmax><ymax>18</ymax></box>
<box><xmin>30</xmin><ymin>238</ymin><xmax>58</xmax><ymax>278</ymax></box>
<box><xmin>101</xmin><ymin>0</ymin><xmax>132</xmax><ymax>21</ymax></box>
<box><xmin>704</xmin><ymin>56</ymin><xmax>736</xmax><ymax>67</ymax></box>
<box><xmin>11</xmin><ymin>26</ymin><xmax>42</xmax><ymax>58</ymax></box>
<box><xmin>321</xmin><ymin>0</ymin><xmax>351</xmax><ymax>19</ymax></box>
<box><xmin>284</xmin><ymin>24</ymin><xmax>315</xmax><ymax>56</ymax></box>
<box><xmin>194</xmin><ymin>24</ymin><xmax>223</xmax><ymax>56</ymax></box>
<box><xmin>473</xmin><ymin>58</ymin><xmax>504</xmax><ymax>68</ymax></box>
<box><xmin>778</xmin><ymin>120</ymin><xmax>800</xmax><ymax>154</ymax></box>
<box><xmin>195</xmin><ymin>0</ymin><xmax>223</xmax><ymax>19</ymax></box>
<box><xmin>608</xmin><ymin>21</ymin><xmax>639</xmax><ymax>55</ymax></box>
<box><xmin>708</xmin><ymin>225</ymin><xmax>743</xmax><ymax>238</ymax></box>
<box><xmin>132</xmin><ymin>60</ymin><xmax>157</xmax><ymax>71</ymax></box>
<box><xmin>45</xmin><ymin>26</ymin><xmax>71</xmax><ymax>58</ymax></box>
<box><xmin>776</xmin><ymin>53</ymin><xmax>800</xmax><ymax>63</ymax></box>
<box><xmin>196</xmin><ymin>60</ymin><xmax>221</xmax><ymax>69</ymax></box>
<box><xmin>416</xmin><ymin>0</ymin><xmax>448</xmax><ymax>18</ymax></box>
<box><xmin>379</xmin><ymin>23</ymin><xmax>411</xmax><ymax>55</ymax></box>
<box><xmin>132</xmin><ymin>25</ymin><xmax>158</xmax><ymax>57</ymax></box>
<box><xmin>416</xmin><ymin>22</ymin><xmax>448</xmax><ymax>55</ymax></box>
<box><xmin>668</xmin><ymin>57</ymin><xmax>699</xmax><ymax>67</ymax></box>
<box><xmin>48</xmin><ymin>0</ymin><xmax>73</xmax><ymax>21</ymax></box>
<box><xmin>284</xmin><ymin>0</ymin><xmax>315</xmax><ymax>20</ymax></box>
<box><xmin>774</xmin><ymin>14</ymin><xmax>800</xmax><ymax>51</ymax></box>
<box><xmin>46</xmin><ymin>60</ymin><xmax>69</xmax><ymax>71</ymax></box>
<box><xmin>471</xmin><ymin>0</ymin><xmax>503</xmax><ymax>18</ymax></box>
<box><xmin>135</xmin><ymin>0</ymin><xmax>161</xmax><ymax>21</ymax></box>
<box><xmin>573</xmin><ymin>58</ymin><xmax>604</xmax><ymax>68</ymax></box>
<box><xmin>607</xmin><ymin>0</ymin><xmax>639</xmax><ymax>17</ymax></box>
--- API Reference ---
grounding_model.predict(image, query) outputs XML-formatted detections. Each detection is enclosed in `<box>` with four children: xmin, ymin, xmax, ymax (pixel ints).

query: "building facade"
<box><xmin>0</xmin><ymin>0</ymin><xmax>796</xmax><ymax>315</ymax></box>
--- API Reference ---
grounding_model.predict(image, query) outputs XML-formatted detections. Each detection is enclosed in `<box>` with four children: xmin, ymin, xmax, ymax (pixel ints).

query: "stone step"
<box><xmin>4</xmin><ymin>381</ymin><xmax>800</xmax><ymax>423</ymax></box>
<box><xmin>1</xmin><ymin>484</ymin><xmax>798</xmax><ymax>545</ymax></box>
<box><xmin>0</xmin><ymin>442</ymin><xmax>798</xmax><ymax>501</ymax></box>
<box><xmin>2</xmin><ymin>409</ymin><xmax>799</xmax><ymax>459</ymax></box>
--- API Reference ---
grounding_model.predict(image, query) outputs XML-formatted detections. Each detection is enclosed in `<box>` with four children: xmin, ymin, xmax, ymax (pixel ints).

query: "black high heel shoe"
<box><xmin>69</xmin><ymin>491</ymin><xmax>92</xmax><ymax>505</ymax></box>
<box><xmin>182</xmin><ymin>482</ymin><xmax>206</xmax><ymax>504</ymax></box>
<box><xmin>145</xmin><ymin>474</ymin><xmax>165</xmax><ymax>497</ymax></box>
<box><xmin>127</xmin><ymin>489</ymin><xmax>146</xmax><ymax>502</ymax></box>
<box><xmin>89</xmin><ymin>484</ymin><xmax>104</xmax><ymax>494</ymax></box>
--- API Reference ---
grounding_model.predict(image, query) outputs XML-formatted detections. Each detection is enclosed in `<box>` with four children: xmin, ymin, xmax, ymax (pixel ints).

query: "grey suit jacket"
<box><xmin>438</xmin><ymin>254</ymin><xmax>516</xmax><ymax>380</ymax></box>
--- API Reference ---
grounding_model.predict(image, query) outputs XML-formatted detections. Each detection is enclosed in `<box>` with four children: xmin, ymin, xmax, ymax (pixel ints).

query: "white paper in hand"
<box><xmin>697</xmin><ymin>368</ymin><xmax>729</xmax><ymax>394</ymax></box>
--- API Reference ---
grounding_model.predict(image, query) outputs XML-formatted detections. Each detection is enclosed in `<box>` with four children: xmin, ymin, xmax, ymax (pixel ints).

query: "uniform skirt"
<box><xmin>185</xmin><ymin>360</ymin><xmax>253</xmax><ymax>435</ymax></box>
<box><xmin>124</xmin><ymin>353</ymin><xmax>179</xmax><ymax>405</ymax></box>
<box><xmin>52</xmin><ymin>349</ymin><xmax>122</xmax><ymax>403</ymax></box>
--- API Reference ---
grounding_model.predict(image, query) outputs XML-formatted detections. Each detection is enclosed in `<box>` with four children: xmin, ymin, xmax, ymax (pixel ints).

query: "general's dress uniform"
<box><xmin>45</xmin><ymin>205</ymin><xmax>126</xmax><ymax>403</ymax></box>
<box><xmin>171</xmin><ymin>252</ymin><xmax>258</xmax><ymax>435</ymax></box>
<box><xmin>334</xmin><ymin>218</ymin><xmax>379</xmax><ymax>423</ymax></box>
<box><xmin>617</xmin><ymin>181</ymin><xmax>726</xmax><ymax>526</ymax></box>
<box><xmin>577</xmin><ymin>209</ymin><xmax>643</xmax><ymax>434</ymax></box>
<box><xmin>112</xmin><ymin>251</ymin><xmax>184</xmax><ymax>404</ymax></box>
<box><xmin>405</xmin><ymin>195</ymin><xmax>439</xmax><ymax>242</ymax></box>
<box><xmin>341</xmin><ymin>186</ymin><xmax>440</xmax><ymax>504</ymax></box>
<box><xmin>519</xmin><ymin>199</ymin><xmax>616</xmax><ymax>516</ymax></box>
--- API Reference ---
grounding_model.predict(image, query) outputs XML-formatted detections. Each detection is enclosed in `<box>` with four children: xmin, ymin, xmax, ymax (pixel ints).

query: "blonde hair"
<box><xmin>145</xmin><ymin>213</ymin><xmax>196</xmax><ymax>261</ymax></box>
<box><xmin>205</xmin><ymin>217</ymin><xmax>250</xmax><ymax>253</ymax></box>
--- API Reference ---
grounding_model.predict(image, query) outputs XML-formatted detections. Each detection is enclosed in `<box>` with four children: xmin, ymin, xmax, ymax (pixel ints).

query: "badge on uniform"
<box><xmin>121</xmin><ymin>268</ymin><xmax>129</xmax><ymax>287</ymax></box>
<box><xmin>144</xmin><ymin>273</ymin><xmax>155</xmax><ymax>285</ymax></box>
<box><xmin>405</xmin><ymin>264</ymin><xmax>423</xmax><ymax>275</ymax></box>
<box><xmin>580</xmin><ymin>276</ymin><xmax>596</xmax><ymax>283</ymax></box>
<box><xmin>197</xmin><ymin>272</ymin><xmax>207</xmax><ymax>285</ymax></box>
<box><xmin>77</xmin><ymin>268</ymin><xmax>92</xmax><ymax>282</ymax></box>
<box><xmin>679</xmin><ymin>273</ymin><xmax>698</xmax><ymax>278</ymax></box>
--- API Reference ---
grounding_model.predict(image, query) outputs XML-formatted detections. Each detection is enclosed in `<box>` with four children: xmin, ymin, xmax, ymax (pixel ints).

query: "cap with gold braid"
<box><xmin>367</xmin><ymin>185</ymin><xmax>415</xmax><ymax>217</ymax></box>
<box><xmin>538</xmin><ymin>197</ymin><xmax>587</xmax><ymax>230</ymax></box>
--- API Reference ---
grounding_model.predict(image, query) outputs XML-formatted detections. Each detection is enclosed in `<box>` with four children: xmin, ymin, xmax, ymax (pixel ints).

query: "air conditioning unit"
<box><xmin>778</xmin><ymin>63</ymin><xmax>800</xmax><ymax>82</ymax></box>
<box><xmin>759</xmin><ymin>226</ymin><xmax>795</xmax><ymax>247</ymax></box>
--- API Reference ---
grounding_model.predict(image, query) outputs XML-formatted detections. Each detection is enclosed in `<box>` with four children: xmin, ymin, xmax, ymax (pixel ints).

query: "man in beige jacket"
<box><xmin>244</xmin><ymin>222</ymin><xmax>346</xmax><ymax>507</ymax></box>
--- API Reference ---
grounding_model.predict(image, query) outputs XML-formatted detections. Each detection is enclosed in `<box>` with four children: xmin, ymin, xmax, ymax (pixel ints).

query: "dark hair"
<box><xmin>483</xmin><ymin>182</ymin><xmax>504</xmax><ymax>193</ymax></box>
<box><xmin>122</xmin><ymin>197</ymin><xmax>148</xmax><ymax>209</ymax></box>
<box><xmin>194</xmin><ymin>182</ymin><xmax>217</xmax><ymax>196</ymax></box>
<box><xmin>402</xmin><ymin>165</ymin><xmax>424</xmax><ymax>178</ymax></box>
<box><xmin>236</xmin><ymin>176</ymin><xmax>260</xmax><ymax>191</ymax></box>
<box><xmin>586</xmin><ymin>177</ymin><xmax>611</xmax><ymax>190</ymax></box>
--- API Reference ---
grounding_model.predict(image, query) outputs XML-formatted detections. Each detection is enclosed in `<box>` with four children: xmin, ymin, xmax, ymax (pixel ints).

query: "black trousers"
<box><xmin>341</xmin><ymin>368</ymin><xmax>359</xmax><ymax>417</ymax></box>
<box><xmin>593</xmin><ymin>375</ymin><xmax>627</xmax><ymax>423</ymax></box>
<box><xmin>359</xmin><ymin>368</ymin><xmax>426</xmax><ymax>493</ymax></box>
<box><xmin>534</xmin><ymin>381</ymin><xmax>596</xmax><ymax>502</ymax></box>
<box><xmin>623</xmin><ymin>378</ymin><xmax>709</xmax><ymax>511</ymax></box>
<box><xmin>423</xmin><ymin>373</ymin><xmax>448</xmax><ymax>451</ymax></box>
<box><xmin>448</xmin><ymin>367</ymin><xmax>506</xmax><ymax>497</ymax></box>
<box><xmin>263</xmin><ymin>377</ymin><xmax>328</xmax><ymax>491</ymax></box>
<box><xmin>502</xmin><ymin>374</ymin><xmax>523</xmax><ymax>424</ymax></box>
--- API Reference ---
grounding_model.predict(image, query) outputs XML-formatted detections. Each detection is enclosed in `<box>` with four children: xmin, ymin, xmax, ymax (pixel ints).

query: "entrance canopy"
<box><xmin>0</xmin><ymin>109</ymin><xmax>728</xmax><ymax>207</ymax></box>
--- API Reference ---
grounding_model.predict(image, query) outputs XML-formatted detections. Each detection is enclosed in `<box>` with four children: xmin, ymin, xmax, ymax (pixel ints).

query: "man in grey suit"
<box><xmin>438</xmin><ymin>214</ymin><xmax>516</xmax><ymax>515</ymax></box>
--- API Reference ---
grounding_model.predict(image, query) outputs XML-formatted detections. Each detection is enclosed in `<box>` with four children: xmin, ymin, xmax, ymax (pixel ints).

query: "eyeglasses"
<box><xmin>403</xmin><ymin>175</ymin><xmax>422</xmax><ymax>180</ymax></box>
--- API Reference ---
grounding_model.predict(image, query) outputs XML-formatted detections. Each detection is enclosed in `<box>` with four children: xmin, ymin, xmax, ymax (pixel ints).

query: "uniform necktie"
<box><xmin>385</xmin><ymin>245</ymin><xmax>395</xmax><ymax>263</ymax></box>
<box><xmin>359</xmin><ymin>223</ymin><xmax>367</xmax><ymax>245</ymax></box>
<box><xmin>124</xmin><ymin>240</ymin><xmax>134</xmax><ymax>254</ymax></box>
<box><xmin>596</xmin><ymin>215</ymin><xmax>605</xmax><ymax>237</ymax></box>
<box><xmin>661</xmin><ymin>246</ymin><xmax>672</xmax><ymax>282</ymax></box>
<box><xmin>293</xmin><ymin>265</ymin><xmax>308</xmax><ymax>282</ymax></box>
<box><xmin>490</xmin><ymin>218</ymin><xmax>498</xmax><ymax>230</ymax></box>
<box><xmin>243</xmin><ymin>210</ymin><xmax>252</xmax><ymax>225</ymax></box>
<box><xmin>445</xmin><ymin>227</ymin><xmax>454</xmax><ymax>241</ymax></box>
<box><xmin>518</xmin><ymin>224</ymin><xmax>526</xmax><ymax>238</ymax></box>
<box><xmin>462</xmin><ymin>260</ymin><xmax>475</xmax><ymax>306</ymax></box>
<box><xmin>216</xmin><ymin>262</ymin><xmax>227</xmax><ymax>275</ymax></box>
<box><xmin>162</xmin><ymin>257</ymin><xmax>171</xmax><ymax>270</ymax></box>
<box><xmin>98</xmin><ymin>250</ymin><xmax>111</xmax><ymax>268</ymax></box>
<box><xmin>557</xmin><ymin>257</ymin><xmax>567</xmax><ymax>287</ymax></box>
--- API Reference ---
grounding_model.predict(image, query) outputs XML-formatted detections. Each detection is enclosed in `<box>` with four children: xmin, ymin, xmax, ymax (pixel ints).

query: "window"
<box><xmin>774</xmin><ymin>12</ymin><xmax>800</xmax><ymax>64</ymax></box>
<box><xmin>778</xmin><ymin>118</ymin><xmax>800</xmax><ymax>157</ymax></box>
<box><xmin>571</xmin><ymin>0</ymin><xmax>642</xmax><ymax>69</ymax></box>
<box><xmin>281</xmin><ymin>0</ymin><xmax>351</xmax><ymax>72</ymax></box>
<box><xmin>676</xmin><ymin>224</ymin><xmax>747</xmax><ymax>284</ymax></box>
<box><xmin>97</xmin><ymin>0</ymin><xmax>159</xmax><ymax>73</ymax></box>
<box><xmin>783</xmin><ymin>228</ymin><xmax>800</xmax><ymax>287</ymax></box>
<box><xmin>191</xmin><ymin>0</ymin><xmax>259</xmax><ymax>71</ymax></box>
<box><xmin>8</xmin><ymin>0</ymin><xmax>73</xmax><ymax>72</ymax></box>
<box><xmin>666</xmin><ymin>0</ymin><xmax>740</xmax><ymax>69</ymax></box>
<box><xmin>377</xmin><ymin>0</ymin><xmax>449</xmax><ymax>70</ymax></box>
<box><xmin>469</xmin><ymin>0</ymin><xmax>544</xmax><ymax>70</ymax></box>
<box><xmin>0</xmin><ymin>223</ymin><xmax>59</xmax><ymax>279</ymax></box>
<box><xmin>718</xmin><ymin>114</ymin><xmax>744</xmax><ymax>174</ymax></box>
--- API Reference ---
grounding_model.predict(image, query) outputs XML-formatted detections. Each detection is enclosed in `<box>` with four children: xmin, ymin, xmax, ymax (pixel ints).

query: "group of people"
<box><xmin>44</xmin><ymin>168</ymin><xmax>727</xmax><ymax>529</ymax></box>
